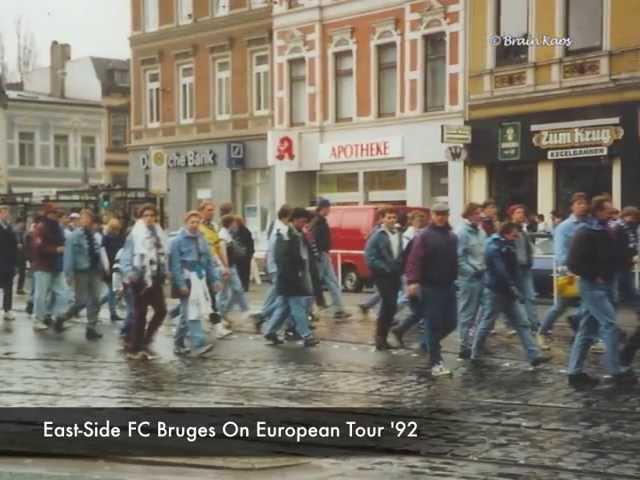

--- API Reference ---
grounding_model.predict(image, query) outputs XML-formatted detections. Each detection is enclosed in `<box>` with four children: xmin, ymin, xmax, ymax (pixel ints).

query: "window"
<box><xmin>179</xmin><ymin>64</ymin><xmax>195</xmax><ymax>123</ymax></box>
<box><xmin>178</xmin><ymin>0</ymin><xmax>193</xmax><ymax>24</ymax></box>
<box><xmin>18</xmin><ymin>132</ymin><xmax>35</xmax><ymax>167</ymax></box>
<box><xmin>566</xmin><ymin>0</ymin><xmax>602</xmax><ymax>54</ymax></box>
<box><xmin>318</xmin><ymin>173</ymin><xmax>359</xmax><ymax>194</ymax></box>
<box><xmin>495</xmin><ymin>0</ymin><xmax>528</xmax><ymax>67</ymax></box>
<box><xmin>377</xmin><ymin>43</ymin><xmax>397</xmax><ymax>117</ymax></box>
<box><xmin>252</xmin><ymin>53</ymin><xmax>270</xmax><ymax>114</ymax></box>
<box><xmin>111</xmin><ymin>112</ymin><xmax>128</xmax><ymax>148</ymax></box>
<box><xmin>214</xmin><ymin>0</ymin><xmax>229</xmax><ymax>16</ymax></box>
<box><xmin>424</xmin><ymin>33</ymin><xmax>446</xmax><ymax>111</ymax></box>
<box><xmin>289</xmin><ymin>58</ymin><xmax>306</xmax><ymax>126</ymax></box>
<box><xmin>114</xmin><ymin>69</ymin><xmax>130</xmax><ymax>86</ymax></box>
<box><xmin>54</xmin><ymin>134</ymin><xmax>70</xmax><ymax>169</ymax></box>
<box><xmin>215</xmin><ymin>59</ymin><xmax>231</xmax><ymax>119</ymax></box>
<box><xmin>335</xmin><ymin>50</ymin><xmax>354</xmax><ymax>122</ymax></box>
<box><xmin>81</xmin><ymin>136</ymin><xmax>97</xmax><ymax>170</ymax></box>
<box><xmin>144</xmin><ymin>0</ymin><xmax>159</xmax><ymax>32</ymax></box>
<box><xmin>145</xmin><ymin>70</ymin><xmax>160</xmax><ymax>127</ymax></box>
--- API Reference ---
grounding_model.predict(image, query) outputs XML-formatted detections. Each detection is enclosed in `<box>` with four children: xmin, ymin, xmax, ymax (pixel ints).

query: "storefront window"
<box><xmin>427</xmin><ymin>163</ymin><xmax>448</xmax><ymax>205</ymax></box>
<box><xmin>555</xmin><ymin>158</ymin><xmax>611</xmax><ymax>214</ymax></box>
<box><xmin>235</xmin><ymin>168</ymin><xmax>272</xmax><ymax>250</ymax></box>
<box><xmin>318</xmin><ymin>173</ymin><xmax>359</xmax><ymax>194</ymax></box>
<box><xmin>364</xmin><ymin>170</ymin><xmax>406</xmax><ymax>191</ymax></box>
<box><xmin>490</xmin><ymin>162</ymin><xmax>537</xmax><ymax>218</ymax></box>
<box><xmin>186</xmin><ymin>171</ymin><xmax>212</xmax><ymax>211</ymax></box>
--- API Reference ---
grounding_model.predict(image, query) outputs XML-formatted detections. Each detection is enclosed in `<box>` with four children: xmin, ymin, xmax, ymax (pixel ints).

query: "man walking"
<box><xmin>566</xmin><ymin>196</ymin><xmax>636</xmax><ymax>388</ymax></box>
<box><xmin>62</xmin><ymin>209</ymin><xmax>104</xmax><ymax>340</ymax></box>
<box><xmin>537</xmin><ymin>193</ymin><xmax>590</xmax><ymax>349</ymax></box>
<box><xmin>508</xmin><ymin>204</ymin><xmax>539</xmax><ymax>332</ymax></box>
<box><xmin>264</xmin><ymin>208</ymin><xmax>319</xmax><ymax>347</ymax></box>
<box><xmin>365</xmin><ymin>207</ymin><xmax>404</xmax><ymax>351</ymax></box>
<box><xmin>32</xmin><ymin>204</ymin><xmax>68</xmax><ymax>332</ymax></box>
<box><xmin>311</xmin><ymin>198</ymin><xmax>351</xmax><ymax>320</ymax></box>
<box><xmin>0</xmin><ymin>205</ymin><xmax>18</xmax><ymax>321</ymax></box>
<box><xmin>471</xmin><ymin>223</ymin><xmax>552</xmax><ymax>368</ymax></box>
<box><xmin>405</xmin><ymin>203</ymin><xmax>458</xmax><ymax>376</ymax></box>
<box><xmin>456</xmin><ymin>203</ymin><xmax>487</xmax><ymax>360</ymax></box>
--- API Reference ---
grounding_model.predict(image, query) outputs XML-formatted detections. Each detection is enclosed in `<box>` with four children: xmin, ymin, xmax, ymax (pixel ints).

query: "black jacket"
<box><xmin>275</xmin><ymin>227</ymin><xmax>312</xmax><ymax>297</ymax></box>
<box><xmin>311</xmin><ymin>214</ymin><xmax>332</xmax><ymax>253</ymax></box>
<box><xmin>405</xmin><ymin>224</ymin><xmax>458</xmax><ymax>287</ymax></box>
<box><xmin>615</xmin><ymin>221</ymin><xmax>639</xmax><ymax>270</ymax></box>
<box><xmin>235</xmin><ymin>224</ymin><xmax>255</xmax><ymax>259</ymax></box>
<box><xmin>567</xmin><ymin>221</ymin><xmax>622</xmax><ymax>282</ymax></box>
<box><xmin>0</xmin><ymin>222</ymin><xmax>18</xmax><ymax>281</ymax></box>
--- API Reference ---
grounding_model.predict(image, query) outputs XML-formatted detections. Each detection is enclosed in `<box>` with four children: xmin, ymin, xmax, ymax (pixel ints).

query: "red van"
<box><xmin>325</xmin><ymin>205</ymin><xmax>430</xmax><ymax>292</ymax></box>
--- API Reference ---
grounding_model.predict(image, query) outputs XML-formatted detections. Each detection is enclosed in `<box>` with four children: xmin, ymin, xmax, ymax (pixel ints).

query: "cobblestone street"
<box><xmin>0</xmin><ymin>286</ymin><xmax>639</xmax><ymax>479</ymax></box>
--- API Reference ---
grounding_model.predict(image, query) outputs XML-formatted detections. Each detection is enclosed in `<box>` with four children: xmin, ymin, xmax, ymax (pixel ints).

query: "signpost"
<box><xmin>441</xmin><ymin>125</ymin><xmax>472</xmax><ymax>144</ymax></box>
<box><xmin>498</xmin><ymin>122</ymin><xmax>521</xmax><ymax>161</ymax></box>
<box><xmin>149</xmin><ymin>149</ymin><xmax>168</xmax><ymax>195</ymax></box>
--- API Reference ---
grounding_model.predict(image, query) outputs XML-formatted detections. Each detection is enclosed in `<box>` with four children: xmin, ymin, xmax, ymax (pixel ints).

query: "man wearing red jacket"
<box><xmin>32</xmin><ymin>204</ymin><xmax>68</xmax><ymax>332</ymax></box>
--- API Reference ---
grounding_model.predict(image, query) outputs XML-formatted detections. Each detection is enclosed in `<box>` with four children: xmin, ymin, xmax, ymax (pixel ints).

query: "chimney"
<box><xmin>49</xmin><ymin>41</ymin><xmax>71</xmax><ymax>98</ymax></box>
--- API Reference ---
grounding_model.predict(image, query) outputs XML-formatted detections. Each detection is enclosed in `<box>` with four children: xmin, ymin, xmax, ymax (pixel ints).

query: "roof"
<box><xmin>6</xmin><ymin>89</ymin><xmax>103</xmax><ymax>108</ymax></box>
<box><xmin>89</xmin><ymin>57</ymin><xmax>129</xmax><ymax>84</ymax></box>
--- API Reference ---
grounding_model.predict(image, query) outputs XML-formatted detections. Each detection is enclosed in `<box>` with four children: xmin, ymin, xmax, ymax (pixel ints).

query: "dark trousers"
<box><xmin>421</xmin><ymin>284</ymin><xmax>457</xmax><ymax>366</ymax></box>
<box><xmin>237</xmin><ymin>257</ymin><xmax>252</xmax><ymax>292</ymax></box>
<box><xmin>621</xmin><ymin>322</ymin><xmax>640</xmax><ymax>366</ymax></box>
<box><xmin>128</xmin><ymin>280</ymin><xmax>167</xmax><ymax>352</ymax></box>
<box><xmin>374</xmin><ymin>274</ymin><xmax>401</xmax><ymax>343</ymax></box>
<box><xmin>16</xmin><ymin>261</ymin><xmax>26</xmax><ymax>292</ymax></box>
<box><xmin>1</xmin><ymin>276</ymin><xmax>13</xmax><ymax>312</ymax></box>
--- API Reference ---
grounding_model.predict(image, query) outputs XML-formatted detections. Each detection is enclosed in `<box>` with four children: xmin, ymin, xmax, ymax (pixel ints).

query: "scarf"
<box><xmin>130</xmin><ymin>219</ymin><xmax>167</xmax><ymax>288</ymax></box>
<box><xmin>84</xmin><ymin>228</ymin><xmax>100</xmax><ymax>270</ymax></box>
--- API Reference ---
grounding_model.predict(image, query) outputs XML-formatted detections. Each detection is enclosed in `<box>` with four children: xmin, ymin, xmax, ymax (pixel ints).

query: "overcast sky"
<box><xmin>1</xmin><ymin>0</ymin><xmax>130</xmax><ymax>79</ymax></box>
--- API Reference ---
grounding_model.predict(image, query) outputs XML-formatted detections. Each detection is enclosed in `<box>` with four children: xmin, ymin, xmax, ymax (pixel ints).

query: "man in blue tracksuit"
<box><xmin>537</xmin><ymin>193</ymin><xmax>590</xmax><ymax>349</ymax></box>
<box><xmin>456</xmin><ymin>203</ymin><xmax>487</xmax><ymax>360</ymax></box>
<box><xmin>364</xmin><ymin>206</ymin><xmax>404</xmax><ymax>351</ymax></box>
<box><xmin>471</xmin><ymin>223</ymin><xmax>551</xmax><ymax>368</ymax></box>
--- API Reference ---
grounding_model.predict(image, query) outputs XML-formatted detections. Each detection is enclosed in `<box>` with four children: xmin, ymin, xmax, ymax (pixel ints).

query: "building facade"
<box><xmin>269</xmin><ymin>0</ymin><xmax>466</xmax><ymax>220</ymax></box>
<box><xmin>466</xmin><ymin>0</ymin><xmax>640</xmax><ymax>217</ymax></box>
<box><xmin>127</xmin><ymin>0</ymin><xmax>274</xmax><ymax>240</ymax></box>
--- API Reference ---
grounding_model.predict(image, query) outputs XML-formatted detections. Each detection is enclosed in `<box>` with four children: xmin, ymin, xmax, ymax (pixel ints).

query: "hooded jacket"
<box><xmin>456</xmin><ymin>221</ymin><xmax>487</xmax><ymax>279</ymax></box>
<box><xmin>32</xmin><ymin>217</ymin><xmax>65</xmax><ymax>273</ymax></box>
<box><xmin>484</xmin><ymin>234</ymin><xmax>519</xmax><ymax>294</ymax></box>
<box><xmin>275</xmin><ymin>226</ymin><xmax>312</xmax><ymax>297</ymax></box>
<box><xmin>364</xmin><ymin>227</ymin><xmax>404</xmax><ymax>278</ymax></box>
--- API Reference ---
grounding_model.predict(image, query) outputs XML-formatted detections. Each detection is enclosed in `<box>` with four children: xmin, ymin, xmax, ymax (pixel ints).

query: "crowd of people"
<box><xmin>0</xmin><ymin>192</ymin><xmax>638</xmax><ymax>389</ymax></box>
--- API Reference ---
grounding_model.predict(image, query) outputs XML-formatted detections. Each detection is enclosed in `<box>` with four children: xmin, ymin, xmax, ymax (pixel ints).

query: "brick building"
<box><xmin>269</xmin><ymin>0</ymin><xmax>466</xmax><ymax>219</ymax></box>
<box><xmin>127</xmin><ymin>0</ymin><xmax>274</xmax><ymax>240</ymax></box>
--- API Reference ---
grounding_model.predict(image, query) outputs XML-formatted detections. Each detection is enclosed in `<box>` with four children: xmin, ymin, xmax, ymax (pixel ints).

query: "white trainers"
<box><xmin>214</xmin><ymin>323</ymin><xmax>232</xmax><ymax>339</ymax></box>
<box><xmin>3</xmin><ymin>312</ymin><xmax>15</xmax><ymax>321</ymax></box>
<box><xmin>590</xmin><ymin>340</ymin><xmax>606</xmax><ymax>353</ymax></box>
<box><xmin>431</xmin><ymin>363</ymin><xmax>452</xmax><ymax>377</ymax></box>
<box><xmin>32</xmin><ymin>321</ymin><xmax>49</xmax><ymax>332</ymax></box>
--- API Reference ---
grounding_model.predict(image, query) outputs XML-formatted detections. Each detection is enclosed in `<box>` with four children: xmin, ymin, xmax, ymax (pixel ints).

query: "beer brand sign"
<box><xmin>319</xmin><ymin>137</ymin><xmax>403</xmax><ymax>163</ymax></box>
<box><xmin>533</xmin><ymin>126</ymin><xmax>623</xmax><ymax>149</ymax></box>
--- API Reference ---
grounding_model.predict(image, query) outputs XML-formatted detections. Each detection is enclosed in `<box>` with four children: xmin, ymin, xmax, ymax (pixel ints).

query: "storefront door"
<box><xmin>490</xmin><ymin>162</ymin><xmax>538</xmax><ymax>216</ymax></box>
<box><xmin>555</xmin><ymin>157</ymin><xmax>612</xmax><ymax>213</ymax></box>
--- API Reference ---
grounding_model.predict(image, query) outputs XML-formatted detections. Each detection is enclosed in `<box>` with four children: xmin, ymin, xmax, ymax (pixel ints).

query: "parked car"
<box><xmin>325</xmin><ymin>205</ymin><xmax>430</xmax><ymax>293</ymax></box>
<box><xmin>531</xmin><ymin>232</ymin><xmax>554</xmax><ymax>298</ymax></box>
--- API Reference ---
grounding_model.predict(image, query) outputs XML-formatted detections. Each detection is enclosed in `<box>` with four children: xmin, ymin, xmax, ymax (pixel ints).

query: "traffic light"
<box><xmin>101</xmin><ymin>193</ymin><xmax>111</xmax><ymax>209</ymax></box>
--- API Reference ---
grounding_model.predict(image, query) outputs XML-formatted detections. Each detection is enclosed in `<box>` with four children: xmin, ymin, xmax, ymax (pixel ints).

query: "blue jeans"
<box><xmin>260</xmin><ymin>273</ymin><xmax>279</xmax><ymax>321</ymax></box>
<box><xmin>393</xmin><ymin>296</ymin><xmax>428</xmax><ymax>351</ymax></box>
<box><xmin>517</xmin><ymin>268</ymin><xmax>539</xmax><ymax>330</ymax></box>
<box><xmin>472</xmin><ymin>289</ymin><xmax>540</xmax><ymax>362</ymax></box>
<box><xmin>174</xmin><ymin>298</ymin><xmax>208</xmax><ymax>349</ymax></box>
<box><xmin>317</xmin><ymin>253</ymin><xmax>344</xmax><ymax>311</ymax></box>
<box><xmin>539</xmin><ymin>295</ymin><xmax>578</xmax><ymax>335</ymax></box>
<box><xmin>420</xmin><ymin>285</ymin><xmax>457</xmax><ymax>366</ymax></box>
<box><xmin>361</xmin><ymin>289</ymin><xmax>380</xmax><ymax>309</ymax></box>
<box><xmin>217</xmin><ymin>266</ymin><xmax>249</xmax><ymax>316</ymax></box>
<box><xmin>265</xmin><ymin>296</ymin><xmax>312</xmax><ymax>339</ymax></box>
<box><xmin>568</xmin><ymin>279</ymin><xmax>621</xmax><ymax>376</ymax></box>
<box><xmin>33</xmin><ymin>271</ymin><xmax>69</xmax><ymax>322</ymax></box>
<box><xmin>457</xmin><ymin>274</ymin><xmax>485</xmax><ymax>350</ymax></box>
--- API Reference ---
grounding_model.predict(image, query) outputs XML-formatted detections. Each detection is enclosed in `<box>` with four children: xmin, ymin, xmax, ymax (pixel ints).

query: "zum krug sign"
<box><xmin>532</xmin><ymin>125</ymin><xmax>624</xmax><ymax>160</ymax></box>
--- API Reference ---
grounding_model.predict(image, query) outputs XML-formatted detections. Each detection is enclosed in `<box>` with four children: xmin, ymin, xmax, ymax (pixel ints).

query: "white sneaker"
<box><xmin>590</xmin><ymin>340</ymin><xmax>606</xmax><ymax>353</ymax></box>
<box><xmin>32</xmin><ymin>321</ymin><xmax>49</xmax><ymax>332</ymax></box>
<box><xmin>214</xmin><ymin>323</ymin><xmax>232</xmax><ymax>339</ymax></box>
<box><xmin>431</xmin><ymin>363</ymin><xmax>452</xmax><ymax>377</ymax></box>
<box><xmin>3</xmin><ymin>312</ymin><xmax>15</xmax><ymax>321</ymax></box>
<box><xmin>195</xmin><ymin>343</ymin><xmax>214</xmax><ymax>357</ymax></box>
<box><xmin>222</xmin><ymin>318</ymin><xmax>232</xmax><ymax>329</ymax></box>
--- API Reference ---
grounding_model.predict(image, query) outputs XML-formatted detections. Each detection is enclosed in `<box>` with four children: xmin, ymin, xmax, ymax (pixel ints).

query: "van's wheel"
<box><xmin>342</xmin><ymin>266</ymin><xmax>363</xmax><ymax>293</ymax></box>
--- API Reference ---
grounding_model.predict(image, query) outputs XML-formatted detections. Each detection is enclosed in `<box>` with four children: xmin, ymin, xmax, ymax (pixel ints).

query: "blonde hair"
<box><xmin>106</xmin><ymin>218</ymin><xmax>122</xmax><ymax>234</ymax></box>
<box><xmin>184</xmin><ymin>210</ymin><xmax>202</xmax><ymax>223</ymax></box>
